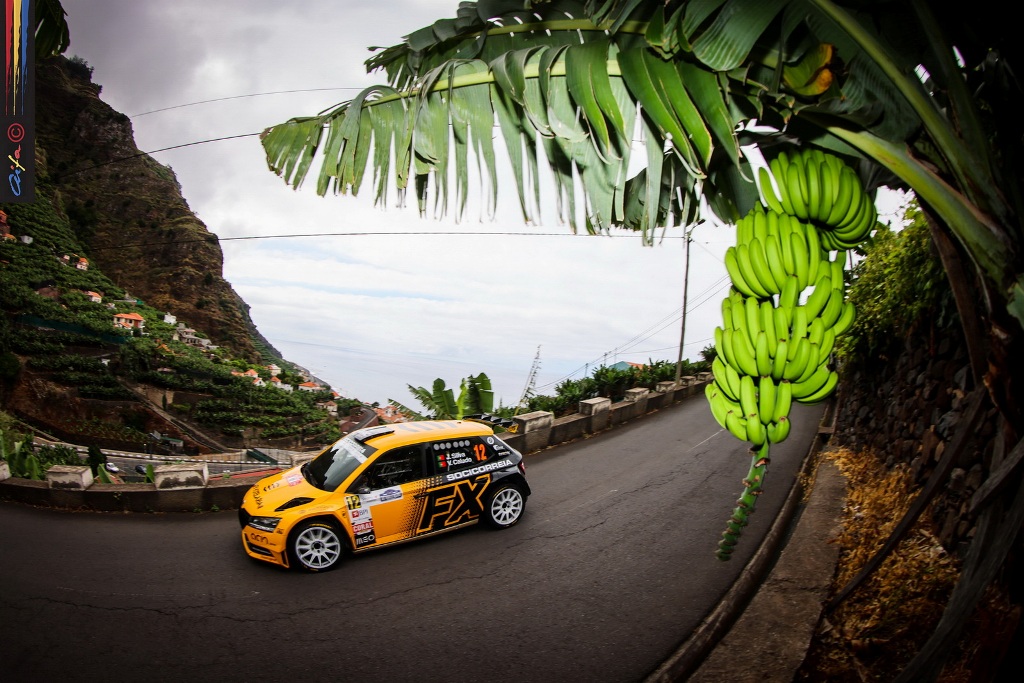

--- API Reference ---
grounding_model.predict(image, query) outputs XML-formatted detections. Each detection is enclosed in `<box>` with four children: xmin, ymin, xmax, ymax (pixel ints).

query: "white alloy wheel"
<box><xmin>485</xmin><ymin>486</ymin><xmax>525</xmax><ymax>529</ymax></box>
<box><xmin>290</xmin><ymin>521</ymin><xmax>343</xmax><ymax>571</ymax></box>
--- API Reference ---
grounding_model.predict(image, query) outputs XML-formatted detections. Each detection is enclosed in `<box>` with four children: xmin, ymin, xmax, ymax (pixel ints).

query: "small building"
<box><xmin>113</xmin><ymin>312</ymin><xmax>145</xmax><ymax>330</ymax></box>
<box><xmin>297</xmin><ymin>381</ymin><xmax>321</xmax><ymax>392</ymax></box>
<box><xmin>83</xmin><ymin>291</ymin><xmax>103</xmax><ymax>303</ymax></box>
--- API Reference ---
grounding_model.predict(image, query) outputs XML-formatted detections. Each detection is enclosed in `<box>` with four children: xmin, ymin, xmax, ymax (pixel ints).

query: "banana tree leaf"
<box><xmin>691</xmin><ymin>0</ymin><xmax>790</xmax><ymax>72</ymax></box>
<box><xmin>449</xmin><ymin>61</ymin><xmax>499</xmax><ymax>219</ymax></box>
<box><xmin>678</xmin><ymin>59</ymin><xmax>742</xmax><ymax>168</ymax></box>
<box><xmin>565</xmin><ymin>38</ymin><xmax>626</xmax><ymax>162</ymax></box>
<box><xmin>617</xmin><ymin>46</ymin><xmax>699</xmax><ymax>172</ymax></box>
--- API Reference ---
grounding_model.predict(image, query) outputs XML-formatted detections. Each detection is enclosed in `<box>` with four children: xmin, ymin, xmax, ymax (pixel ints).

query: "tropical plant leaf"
<box><xmin>690</xmin><ymin>0</ymin><xmax>790</xmax><ymax>72</ymax></box>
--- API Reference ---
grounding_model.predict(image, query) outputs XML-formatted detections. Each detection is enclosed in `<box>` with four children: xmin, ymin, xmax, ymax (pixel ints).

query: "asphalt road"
<box><xmin>0</xmin><ymin>397</ymin><xmax>823</xmax><ymax>683</ymax></box>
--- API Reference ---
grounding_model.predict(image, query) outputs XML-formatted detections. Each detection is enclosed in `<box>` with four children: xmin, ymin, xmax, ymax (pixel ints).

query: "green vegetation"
<box><xmin>527</xmin><ymin>358</ymin><xmax>709</xmax><ymax>417</ymax></box>
<box><xmin>1</xmin><ymin>179</ymin><xmax>346</xmax><ymax>449</ymax></box>
<box><xmin>837</xmin><ymin>200</ymin><xmax>955</xmax><ymax>370</ymax></box>
<box><xmin>403</xmin><ymin>373</ymin><xmax>500</xmax><ymax>420</ymax></box>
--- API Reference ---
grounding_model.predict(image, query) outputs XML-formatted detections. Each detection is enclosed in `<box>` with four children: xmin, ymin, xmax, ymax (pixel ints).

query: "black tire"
<box><xmin>288</xmin><ymin>520</ymin><xmax>345</xmax><ymax>572</ymax></box>
<box><xmin>483</xmin><ymin>484</ymin><xmax>525</xmax><ymax>529</ymax></box>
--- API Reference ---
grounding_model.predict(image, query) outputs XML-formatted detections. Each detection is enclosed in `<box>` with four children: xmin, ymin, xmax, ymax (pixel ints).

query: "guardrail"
<box><xmin>0</xmin><ymin>375</ymin><xmax>711</xmax><ymax>513</ymax></box>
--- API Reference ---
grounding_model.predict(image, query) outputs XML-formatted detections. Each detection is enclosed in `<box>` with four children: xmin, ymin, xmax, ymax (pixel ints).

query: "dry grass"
<box><xmin>796</xmin><ymin>446</ymin><xmax>962</xmax><ymax>682</ymax></box>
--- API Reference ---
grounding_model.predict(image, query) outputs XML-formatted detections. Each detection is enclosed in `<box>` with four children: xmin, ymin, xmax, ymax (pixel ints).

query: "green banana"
<box><xmin>744</xmin><ymin>294</ymin><xmax>762</xmax><ymax>349</ymax></box>
<box><xmin>819</xmin><ymin>326</ymin><xmax>837</xmax><ymax>361</ymax></box>
<box><xmin>736</xmin><ymin>243</ymin><xmax>771</xmax><ymax>298</ymax></box>
<box><xmin>760</xmin><ymin>300</ymin><xmax>778</xmax><ymax>357</ymax></box>
<box><xmin>783</xmin><ymin>337</ymin><xmax>811</xmax><ymax>381</ymax></box>
<box><xmin>739</xmin><ymin>374</ymin><xmax>758</xmax><ymax>419</ymax></box>
<box><xmin>814</xmin><ymin>155</ymin><xmax>832</xmax><ymax>223</ymax></box>
<box><xmin>755</xmin><ymin>330</ymin><xmax>772</xmax><ymax>378</ymax></box>
<box><xmin>796</xmin><ymin>370</ymin><xmax>839</xmax><ymax>404</ymax></box>
<box><xmin>773</xmin><ymin>305</ymin><xmax>790</xmax><ymax>346</ymax></box>
<box><xmin>795</xmin><ymin>346</ymin><xmax>823</xmax><ymax>384</ymax></box>
<box><xmin>805</xmin><ymin>152</ymin><xmax>822</xmax><ymax>220</ymax></box>
<box><xmin>707</xmin><ymin>383</ymin><xmax>728</xmax><ymax>428</ymax></box>
<box><xmin>725</xmin><ymin>409</ymin><xmax>748</xmax><ymax>441</ymax></box>
<box><xmin>825</xmin><ymin>164</ymin><xmax>856</xmax><ymax>228</ymax></box>
<box><xmin>767</xmin><ymin>416</ymin><xmax>791</xmax><ymax>443</ymax></box>
<box><xmin>803</xmin><ymin>273</ymin><xmax>833</xmax><ymax>320</ymax></box>
<box><xmin>790</xmin><ymin>305</ymin><xmax>809</xmax><ymax>341</ymax></box>
<box><xmin>758</xmin><ymin>166</ymin><xmax>786</xmax><ymax>214</ymax></box>
<box><xmin>712</xmin><ymin>357</ymin><xmax>736</xmax><ymax>400</ymax></box>
<box><xmin>833</xmin><ymin>300</ymin><xmax>856</xmax><ymax>336</ymax></box>
<box><xmin>792</xmin><ymin>361</ymin><xmax>830</xmax><ymax>396</ymax></box>
<box><xmin>790</xmin><ymin>230</ymin><xmax>810</xmax><ymax>290</ymax></box>
<box><xmin>725</xmin><ymin>246</ymin><xmax>759</xmax><ymax>298</ymax></box>
<box><xmin>771</xmin><ymin>339</ymin><xmax>789</xmax><ymax>382</ymax></box>
<box><xmin>820</xmin><ymin>288</ymin><xmax>845</xmax><ymax>328</ymax></box>
<box><xmin>804</xmin><ymin>223</ymin><xmax>823</xmax><ymax>285</ymax></box>
<box><xmin>807</xmin><ymin>316</ymin><xmax>825</xmax><ymax>348</ymax></box>
<box><xmin>727</xmin><ymin>327</ymin><xmax>759</xmax><ymax>378</ymax></box>
<box><xmin>771</xmin><ymin>379</ymin><xmax>793</xmax><ymax>423</ymax></box>
<box><xmin>758</xmin><ymin>376</ymin><xmax>776</xmax><ymax>425</ymax></box>
<box><xmin>770</xmin><ymin>157</ymin><xmax>795</xmax><ymax>215</ymax></box>
<box><xmin>749</xmin><ymin>237</ymin><xmax>781</xmax><ymax>295</ymax></box>
<box><xmin>779</xmin><ymin>274</ymin><xmax>799</xmax><ymax>314</ymax></box>
<box><xmin>751</xmin><ymin>206</ymin><xmax>769</xmax><ymax>246</ymax></box>
<box><xmin>786</xmin><ymin>159</ymin><xmax>809</xmax><ymax>219</ymax></box>
<box><xmin>764</xmin><ymin>232</ymin><xmax>789</xmax><ymax>292</ymax></box>
<box><xmin>745</xmin><ymin>413</ymin><xmax>766</xmax><ymax>446</ymax></box>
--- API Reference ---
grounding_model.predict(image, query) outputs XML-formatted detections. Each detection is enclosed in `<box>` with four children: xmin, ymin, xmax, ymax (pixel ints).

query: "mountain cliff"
<box><xmin>0</xmin><ymin>55</ymin><xmax>349</xmax><ymax>453</ymax></box>
<box><xmin>32</xmin><ymin>55</ymin><xmax>275</xmax><ymax>361</ymax></box>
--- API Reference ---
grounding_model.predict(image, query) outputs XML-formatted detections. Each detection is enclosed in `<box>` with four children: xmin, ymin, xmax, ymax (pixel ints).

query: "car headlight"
<box><xmin>248</xmin><ymin>516</ymin><xmax>283</xmax><ymax>532</ymax></box>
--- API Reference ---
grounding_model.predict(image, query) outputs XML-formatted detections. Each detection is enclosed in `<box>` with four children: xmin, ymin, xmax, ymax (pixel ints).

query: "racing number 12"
<box><xmin>474</xmin><ymin>443</ymin><xmax>486</xmax><ymax>461</ymax></box>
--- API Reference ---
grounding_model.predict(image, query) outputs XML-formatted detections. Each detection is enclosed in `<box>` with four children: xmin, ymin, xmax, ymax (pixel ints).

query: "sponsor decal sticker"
<box><xmin>349</xmin><ymin>507</ymin><xmax>372</xmax><ymax>523</ymax></box>
<box><xmin>417</xmin><ymin>475</ymin><xmax>490</xmax><ymax>532</ymax></box>
<box><xmin>379</xmin><ymin>487</ymin><xmax>402</xmax><ymax>502</ymax></box>
<box><xmin>286</xmin><ymin>472</ymin><xmax>302</xmax><ymax>487</ymax></box>
<box><xmin>248</xmin><ymin>532</ymin><xmax>270</xmax><ymax>545</ymax></box>
<box><xmin>443</xmin><ymin>459</ymin><xmax>512</xmax><ymax>483</ymax></box>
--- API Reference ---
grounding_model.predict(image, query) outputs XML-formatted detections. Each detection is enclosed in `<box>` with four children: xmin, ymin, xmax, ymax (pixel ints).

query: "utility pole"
<box><xmin>674</xmin><ymin>227</ymin><xmax>695</xmax><ymax>385</ymax></box>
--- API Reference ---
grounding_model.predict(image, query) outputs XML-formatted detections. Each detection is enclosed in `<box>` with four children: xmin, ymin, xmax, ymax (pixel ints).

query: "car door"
<box><xmin>343</xmin><ymin>445</ymin><xmax>427</xmax><ymax>548</ymax></box>
<box><xmin>413</xmin><ymin>436</ymin><xmax>493</xmax><ymax>535</ymax></box>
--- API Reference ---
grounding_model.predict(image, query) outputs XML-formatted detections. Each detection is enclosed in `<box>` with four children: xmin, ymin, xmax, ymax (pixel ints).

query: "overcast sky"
<box><xmin>58</xmin><ymin>1</ymin><xmax>906</xmax><ymax>409</ymax></box>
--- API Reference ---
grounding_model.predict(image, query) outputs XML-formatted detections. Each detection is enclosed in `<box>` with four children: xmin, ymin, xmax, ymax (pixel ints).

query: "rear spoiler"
<box><xmin>463</xmin><ymin>413</ymin><xmax>519</xmax><ymax>434</ymax></box>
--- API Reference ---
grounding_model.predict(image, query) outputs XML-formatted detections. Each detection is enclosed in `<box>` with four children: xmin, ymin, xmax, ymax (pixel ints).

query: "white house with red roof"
<box><xmin>113</xmin><ymin>312</ymin><xmax>145</xmax><ymax>330</ymax></box>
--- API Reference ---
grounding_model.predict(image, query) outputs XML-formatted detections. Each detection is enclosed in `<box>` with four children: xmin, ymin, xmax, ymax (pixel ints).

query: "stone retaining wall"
<box><xmin>831</xmin><ymin>320</ymin><xmax>990</xmax><ymax>554</ymax></box>
<box><xmin>0</xmin><ymin>374</ymin><xmax>711</xmax><ymax>513</ymax></box>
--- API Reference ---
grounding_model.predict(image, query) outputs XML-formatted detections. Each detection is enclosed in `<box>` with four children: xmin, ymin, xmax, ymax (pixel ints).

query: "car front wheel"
<box><xmin>484</xmin><ymin>485</ymin><xmax>525</xmax><ymax>529</ymax></box>
<box><xmin>288</xmin><ymin>520</ymin><xmax>344</xmax><ymax>572</ymax></box>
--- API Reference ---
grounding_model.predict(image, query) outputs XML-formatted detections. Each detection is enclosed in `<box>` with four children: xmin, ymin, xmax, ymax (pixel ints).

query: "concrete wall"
<box><xmin>0</xmin><ymin>375</ymin><xmax>711</xmax><ymax>513</ymax></box>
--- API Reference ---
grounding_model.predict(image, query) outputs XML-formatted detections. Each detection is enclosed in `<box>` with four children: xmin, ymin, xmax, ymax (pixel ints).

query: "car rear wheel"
<box><xmin>288</xmin><ymin>520</ymin><xmax>344</xmax><ymax>572</ymax></box>
<box><xmin>484</xmin><ymin>484</ymin><xmax>525</xmax><ymax>529</ymax></box>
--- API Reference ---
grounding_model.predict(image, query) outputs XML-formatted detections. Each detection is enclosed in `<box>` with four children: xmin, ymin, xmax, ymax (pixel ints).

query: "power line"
<box><xmin>534</xmin><ymin>273</ymin><xmax>731</xmax><ymax>391</ymax></box>
<box><xmin>53</xmin><ymin>132</ymin><xmax>261</xmax><ymax>180</ymax></box>
<box><xmin>85</xmin><ymin>229</ymin><xmax>689</xmax><ymax>252</ymax></box>
<box><xmin>129</xmin><ymin>87</ymin><xmax>363</xmax><ymax>117</ymax></box>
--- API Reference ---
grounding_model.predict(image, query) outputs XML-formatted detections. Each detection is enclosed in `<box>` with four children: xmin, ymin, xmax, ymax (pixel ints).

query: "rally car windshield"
<box><xmin>304</xmin><ymin>437</ymin><xmax>368</xmax><ymax>492</ymax></box>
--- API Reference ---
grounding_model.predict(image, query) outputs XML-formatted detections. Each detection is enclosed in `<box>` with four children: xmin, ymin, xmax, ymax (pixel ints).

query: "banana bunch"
<box><xmin>758</xmin><ymin>148</ymin><xmax>877</xmax><ymax>250</ymax></box>
<box><xmin>724</xmin><ymin>206</ymin><xmax>827</xmax><ymax>299</ymax></box>
<box><xmin>706</xmin><ymin>284</ymin><xmax>853</xmax><ymax>447</ymax></box>
<box><xmin>708</xmin><ymin>146</ymin><xmax>870</xmax><ymax>560</ymax></box>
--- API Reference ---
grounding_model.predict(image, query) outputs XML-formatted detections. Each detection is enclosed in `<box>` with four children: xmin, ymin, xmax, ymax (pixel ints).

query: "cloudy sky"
<box><xmin>59</xmin><ymin>1</ymin><xmax>905</xmax><ymax>409</ymax></box>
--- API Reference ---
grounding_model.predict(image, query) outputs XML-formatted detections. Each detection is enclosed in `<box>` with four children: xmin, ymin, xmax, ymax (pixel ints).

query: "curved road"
<box><xmin>0</xmin><ymin>396</ymin><xmax>823</xmax><ymax>683</ymax></box>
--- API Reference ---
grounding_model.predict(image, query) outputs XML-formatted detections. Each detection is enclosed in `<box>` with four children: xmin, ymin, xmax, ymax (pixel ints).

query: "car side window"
<box><xmin>357</xmin><ymin>446</ymin><xmax>424</xmax><ymax>490</ymax></box>
<box><xmin>428</xmin><ymin>437</ymin><xmax>490</xmax><ymax>475</ymax></box>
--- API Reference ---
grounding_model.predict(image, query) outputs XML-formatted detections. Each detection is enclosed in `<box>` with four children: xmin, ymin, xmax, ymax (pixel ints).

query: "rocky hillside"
<box><xmin>0</xmin><ymin>55</ymin><xmax>349</xmax><ymax>453</ymax></box>
<box><xmin>33</xmin><ymin>55</ymin><xmax>273</xmax><ymax>361</ymax></box>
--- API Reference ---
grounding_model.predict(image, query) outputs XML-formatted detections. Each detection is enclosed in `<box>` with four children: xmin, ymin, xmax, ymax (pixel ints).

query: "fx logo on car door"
<box><xmin>416</xmin><ymin>475</ymin><xmax>490</xmax><ymax>533</ymax></box>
